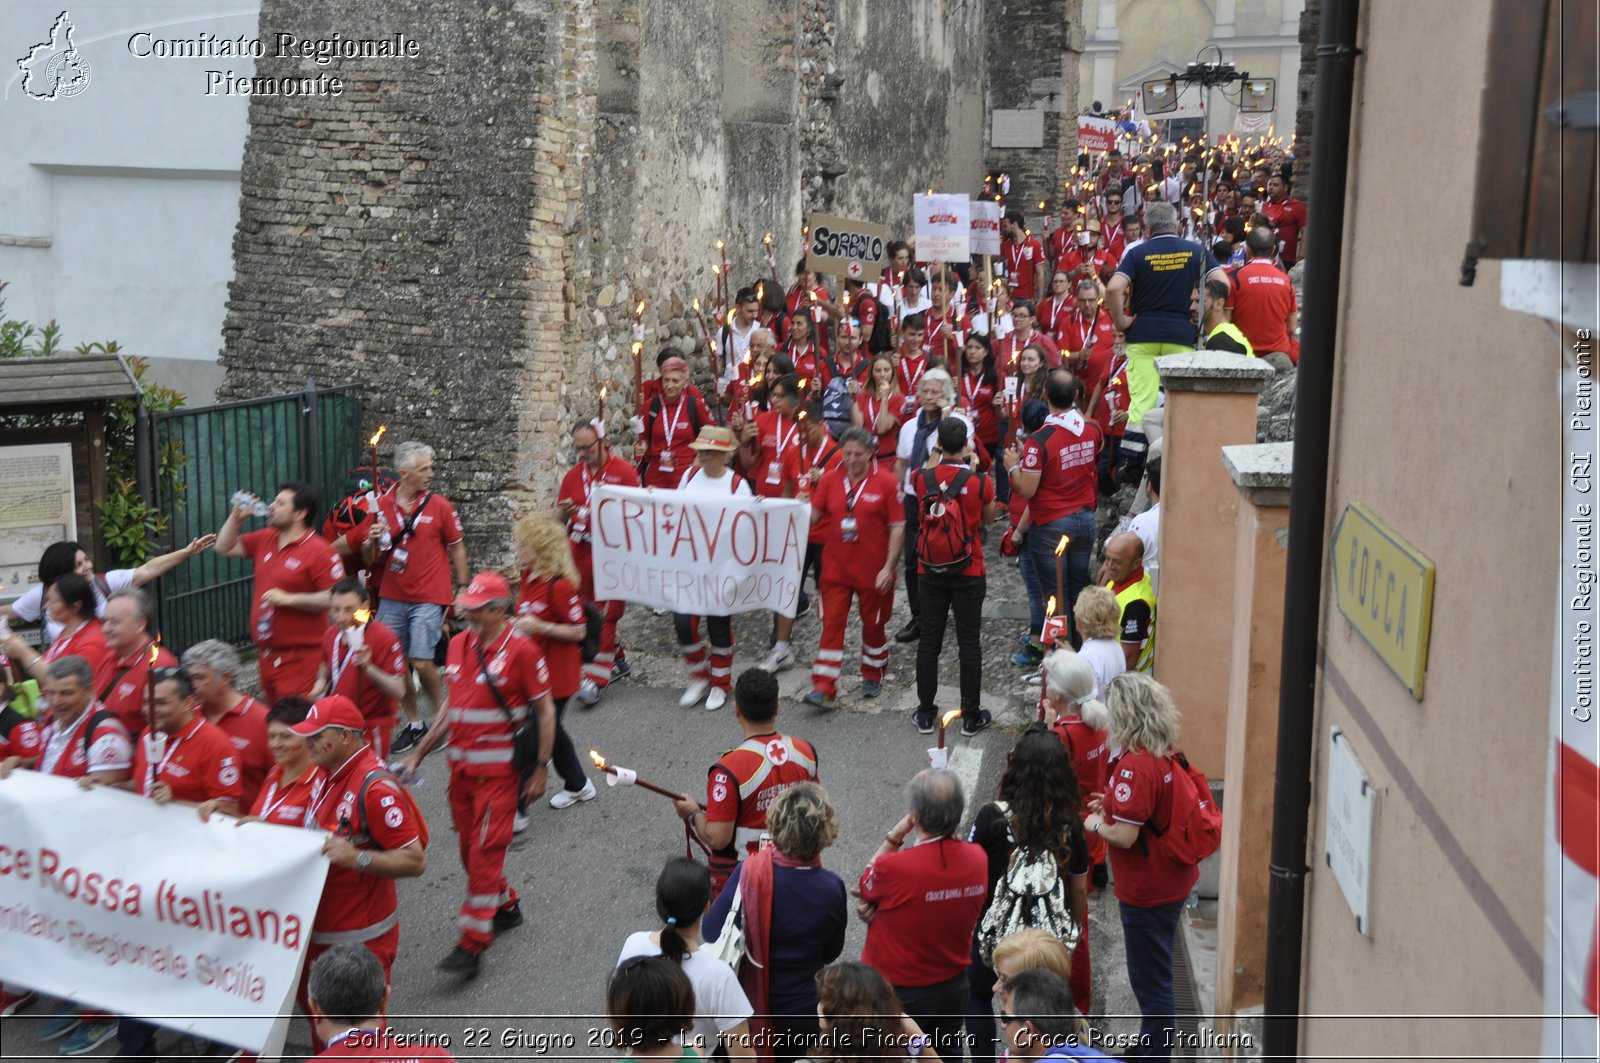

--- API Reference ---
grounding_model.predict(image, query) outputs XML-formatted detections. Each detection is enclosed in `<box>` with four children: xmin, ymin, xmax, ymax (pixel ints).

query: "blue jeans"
<box><xmin>1119</xmin><ymin>899</ymin><xmax>1184</xmax><ymax>1060</ymax></box>
<box><xmin>1027</xmin><ymin>508</ymin><xmax>1096</xmax><ymax>644</ymax></box>
<box><xmin>1018</xmin><ymin>529</ymin><xmax>1044</xmax><ymax>635</ymax></box>
<box><xmin>376</xmin><ymin>599</ymin><xmax>446</xmax><ymax>660</ymax></box>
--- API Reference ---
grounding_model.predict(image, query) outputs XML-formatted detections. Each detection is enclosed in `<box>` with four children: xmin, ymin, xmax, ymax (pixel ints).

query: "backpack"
<box><xmin>321</xmin><ymin>467</ymin><xmax>400</xmax><ymax>547</ymax></box>
<box><xmin>1146</xmin><ymin>751</ymin><xmax>1222</xmax><ymax>865</ymax></box>
<box><xmin>349</xmin><ymin>767</ymin><xmax>431</xmax><ymax>850</ymax></box>
<box><xmin>975</xmin><ymin>801</ymin><xmax>1080</xmax><ymax>966</ymax></box>
<box><xmin>821</xmin><ymin>375</ymin><xmax>854</xmax><ymax>436</ymax></box>
<box><xmin>916</xmin><ymin>466</ymin><xmax>977</xmax><ymax>574</ymax></box>
<box><xmin>542</xmin><ymin>577</ymin><xmax>604</xmax><ymax>663</ymax></box>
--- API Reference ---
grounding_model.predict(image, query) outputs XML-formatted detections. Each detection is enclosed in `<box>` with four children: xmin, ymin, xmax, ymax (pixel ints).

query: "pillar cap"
<box><xmin>1155</xmin><ymin>351</ymin><xmax>1275</xmax><ymax>394</ymax></box>
<box><xmin>1223</xmin><ymin>442</ymin><xmax>1293</xmax><ymax>506</ymax></box>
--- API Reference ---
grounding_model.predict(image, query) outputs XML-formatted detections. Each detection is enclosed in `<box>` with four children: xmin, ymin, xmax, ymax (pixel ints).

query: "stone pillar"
<box><xmin>1150</xmin><ymin>353</ymin><xmax>1274</xmax><ymax>780</ymax></box>
<box><xmin>1213</xmin><ymin>442</ymin><xmax>1292</xmax><ymax>1042</ymax></box>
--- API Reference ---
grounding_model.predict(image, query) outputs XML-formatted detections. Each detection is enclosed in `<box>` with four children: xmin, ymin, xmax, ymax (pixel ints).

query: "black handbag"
<box><xmin>473</xmin><ymin>638</ymin><xmax>541</xmax><ymax>773</ymax></box>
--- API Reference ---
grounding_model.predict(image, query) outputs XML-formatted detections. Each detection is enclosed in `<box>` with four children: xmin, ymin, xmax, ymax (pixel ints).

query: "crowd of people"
<box><xmin>0</xmin><ymin>138</ymin><xmax>1296</xmax><ymax>1060</ymax></box>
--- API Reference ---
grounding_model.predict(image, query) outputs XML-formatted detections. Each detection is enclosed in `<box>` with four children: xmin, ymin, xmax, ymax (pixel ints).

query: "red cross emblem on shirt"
<box><xmin>765</xmin><ymin>739</ymin><xmax>789</xmax><ymax>765</ymax></box>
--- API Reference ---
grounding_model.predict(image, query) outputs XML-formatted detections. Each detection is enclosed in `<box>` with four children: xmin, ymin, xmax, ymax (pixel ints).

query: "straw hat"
<box><xmin>689</xmin><ymin>426</ymin><xmax>738</xmax><ymax>452</ymax></box>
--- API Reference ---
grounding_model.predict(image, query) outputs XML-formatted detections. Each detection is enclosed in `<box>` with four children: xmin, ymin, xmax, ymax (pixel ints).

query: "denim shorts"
<box><xmin>376</xmin><ymin>599</ymin><xmax>446</xmax><ymax>659</ymax></box>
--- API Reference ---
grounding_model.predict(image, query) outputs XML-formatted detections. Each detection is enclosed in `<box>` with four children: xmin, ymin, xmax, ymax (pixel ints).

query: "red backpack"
<box><xmin>1148</xmin><ymin>751</ymin><xmax>1222</xmax><ymax>865</ymax></box>
<box><xmin>916</xmin><ymin>466</ymin><xmax>977</xmax><ymax>574</ymax></box>
<box><xmin>350</xmin><ymin>768</ymin><xmax>431</xmax><ymax>850</ymax></box>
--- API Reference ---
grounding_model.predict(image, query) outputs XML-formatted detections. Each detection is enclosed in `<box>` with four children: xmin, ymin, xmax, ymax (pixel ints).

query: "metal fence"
<box><xmin>139</xmin><ymin>384</ymin><xmax>362</xmax><ymax>653</ymax></box>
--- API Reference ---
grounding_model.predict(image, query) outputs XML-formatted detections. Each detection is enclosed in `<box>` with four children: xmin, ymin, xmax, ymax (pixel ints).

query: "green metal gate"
<box><xmin>140</xmin><ymin>384</ymin><xmax>363</xmax><ymax>653</ymax></box>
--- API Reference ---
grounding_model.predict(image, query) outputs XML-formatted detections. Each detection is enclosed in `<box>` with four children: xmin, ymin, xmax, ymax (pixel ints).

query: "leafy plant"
<box><xmin>97</xmin><ymin>478</ymin><xmax>170</xmax><ymax>564</ymax></box>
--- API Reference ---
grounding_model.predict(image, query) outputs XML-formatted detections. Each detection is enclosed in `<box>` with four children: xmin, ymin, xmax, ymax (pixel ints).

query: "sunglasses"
<box><xmin>149</xmin><ymin>666</ymin><xmax>190</xmax><ymax>682</ymax></box>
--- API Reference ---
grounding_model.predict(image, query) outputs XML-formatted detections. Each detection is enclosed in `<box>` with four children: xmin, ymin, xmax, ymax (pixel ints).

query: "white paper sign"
<box><xmin>589</xmin><ymin>485</ymin><xmax>810</xmax><ymax>619</ymax></box>
<box><xmin>1323</xmin><ymin>727</ymin><xmax>1375</xmax><ymax>935</ymax></box>
<box><xmin>970</xmin><ymin>200</ymin><xmax>1002</xmax><ymax>256</ymax></box>
<box><xmin>0</xmin><ymin>443</ymin><xmax>76</xmax><ymax>602</ymax></box>
<box><xmin>914</xmin><ymin>193</ymin><xmax>971</xmax><ymax>264</ymax></box>
<box><xmin>0</xmin><ymin>771</ymin><xmax>329</xmax><ymax>1053</ymax></box>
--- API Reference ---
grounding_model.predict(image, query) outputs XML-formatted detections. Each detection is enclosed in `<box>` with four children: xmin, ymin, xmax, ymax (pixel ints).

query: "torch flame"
<box><xmin>1045</xmin><ymin>595</ymin><xmax>1057</xmax><ymax>617</ymax></box>
<box><xmin>353</xmin><ymin>608</ymin><xmax>372</xmax><ymax>624</ymax></box>
<box><xmin>368</xmin><ymin>425</ymin><xmax>387</xmax><ymax>447</ymax></box>
<box><xmin>589</xmin><ymin>750</ymin><xmax>607</xmax><ymax>770</ymax></box>
<box><xmin>716</xmin><ymin>239</ymin><xmax>725</xmax><ymax>251</ymax></box>
<box><xmin>635</xmin><ymin>301</ymin><xmax>646</xmax><ymax>317</ymax></box>
<box><xmin>940</xmin><ymin>708</ymin><xmax>962</xmax><ymax>728</ymax></box>
<box><xmin>148</xmin><ymin>640</ymin><xmax>161</xmax><ymax>665</ymax></box>
<box><xmin>692</xmin><ymin>298</ymin><xmax>700</xmax><ymax>312</ymax></box>
<box><xmin>763</xmin><ymin>232</ymin><xmax>773</xmax><ymax>245</ymax></box>
<box><xmin>1038</xmin><ymin>200</ymin><xmax>1046</xmax><ymax>210</ymax></box>
<box><xmin>632</xmin><ymin>341</ymin><xmax>643</xmax><ymax>355</ymax></box>
<box><xmin>1055</xmin><ymin>534</ymin><xmax>1069</xmax><ymax>557</ymax></box>
<box><xmin>600</xmin><ymin>385</ymin><xmax>608</xmax><ymax>401</ymax></box>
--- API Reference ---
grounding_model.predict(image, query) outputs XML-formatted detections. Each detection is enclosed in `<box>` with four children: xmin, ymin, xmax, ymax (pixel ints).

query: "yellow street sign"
<box><xmin>1330</xmin><ymin>502</ymin><xmax>1435</xmax><ymax>699</ymax></box>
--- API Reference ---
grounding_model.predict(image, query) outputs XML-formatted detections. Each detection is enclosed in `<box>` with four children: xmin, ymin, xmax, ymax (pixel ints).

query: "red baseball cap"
<box><xmin>455</xmin><ymin>571</ymin><xmax>511</xmax><ymax>610</ymax></box>
<box><xmin>290</xmin><ymin>695</ymin><xmax>365</xmax><ymax>736</ymax></box>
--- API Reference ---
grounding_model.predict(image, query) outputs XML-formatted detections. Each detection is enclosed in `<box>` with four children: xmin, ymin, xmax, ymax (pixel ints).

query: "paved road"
<box><xmin>2</xmin><ymin>529</ymin><xmax>1145</xmax><ymax>1061</ymax></box>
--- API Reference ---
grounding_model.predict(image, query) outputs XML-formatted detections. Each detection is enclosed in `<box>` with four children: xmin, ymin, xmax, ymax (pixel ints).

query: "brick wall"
<box><xmin>983</xmin><ymin>0</ymin><xmax>1083</xmax><ymax>228</ymax></box>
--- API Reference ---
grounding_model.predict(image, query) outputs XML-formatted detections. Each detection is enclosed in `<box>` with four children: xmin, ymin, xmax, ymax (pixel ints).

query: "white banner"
<box><xmin>0</xmin><ymin>771</ymin><xmax>329</xmax><ymax>1054</ymax></box>
<box><xmin>590</xmin><ymin>484</ymin><xmax>809</xmax><ymax>619</ymax></box>
<box><xmin>913</xmin><ymin>193</ymin><xmax>971</xmax><ymax>264</ymax></box>
<box><xmin>970</xmin><ymin>200</ymin><xmax>1002</xmax><ymax>256</ymax></box>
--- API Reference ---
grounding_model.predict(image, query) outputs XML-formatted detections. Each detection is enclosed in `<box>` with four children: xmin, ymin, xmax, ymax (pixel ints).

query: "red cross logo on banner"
<box><xmin>1557</xmin><ymin>741</ymin><xmax>1600</xmax><ymax>1013</ymax></box>
<box><xmin>765</xmin><ymin>739</ymin><xmax>789</xmax><ymax>766</ymax></box>
<box><xmin>847</xmin><ymin>260</ymin><xmax>863</xmax><ymax>279</ymax></box>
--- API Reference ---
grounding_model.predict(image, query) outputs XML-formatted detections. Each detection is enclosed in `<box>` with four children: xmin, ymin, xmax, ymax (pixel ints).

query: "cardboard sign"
<box><xmin>590</xmin><ymin>485</ymin><xmax>810</xmax><ymax>618</ymax></box>
<box><xmin>0</xmin><ymin>772</ymin><xmax>329</xmax><ymax>1054</ymax></box>
<box><xmin>914</xmin><ymin>193</ymin><xmax>971</xmax><ymax>264</ymax></box>
<box><xmin>1077</xmin><ymin>115</ymin><xmax>1117</xmax><ymax>154</ymax></box>
<box><xmin>804</xmin><ymin>213</ymin><xmax>889</xmax><ymax>279</ymax></box>
<box><xmin>970</xmin><ymin>199</ymin><xmax>1002</xmax><ymax>256</ymax></box>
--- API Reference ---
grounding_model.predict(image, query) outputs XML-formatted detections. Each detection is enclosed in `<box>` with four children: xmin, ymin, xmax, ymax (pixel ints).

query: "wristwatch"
<box><xmin>356</xmin><ymin>850</ymin><xmax>373</xmax><ymax>872</ymax></box>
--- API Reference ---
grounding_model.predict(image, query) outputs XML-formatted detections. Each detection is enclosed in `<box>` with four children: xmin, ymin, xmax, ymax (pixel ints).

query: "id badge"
<box><xmin>839</xmin><ymin>515</ymin><xmax>859</xmax><ymax>543</ymax></box>
<box><xmin>766</xmin><ymin>461</ymin><xmax>783</xmax><ymax>485</ymax></box>
<box><xmin>389</xmin><ymin>546</ymin><xmax>410</xmax><ymax>574</ymax></box>
<box><xmin>660</xmin><ymin>451</ymin><xmax>675</xmax><ymax>473</ymax></box>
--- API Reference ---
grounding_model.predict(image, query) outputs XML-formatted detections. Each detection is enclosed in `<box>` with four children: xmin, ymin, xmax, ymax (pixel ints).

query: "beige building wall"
<box><xmin>1080</xmin><ymin>0</ymin><xmax>1301</xmax><ymax>138</ymax></box>
<box><xmin>1299</xmin><ymin>1</ymin><xmax>1551</xmax><ymax>1057</ymax></box>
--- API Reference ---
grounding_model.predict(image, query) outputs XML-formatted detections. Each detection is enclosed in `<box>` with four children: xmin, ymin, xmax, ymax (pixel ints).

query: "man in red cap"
<box><xmin>295</xmin><ymin>694</ymin><xmax>426</xmax><ymax>1050</ymax></box>
<box><xmin>395</xmin><ymin>572</ymin><xmax>556</xmax><ymax>978</ymax></box>
<box><xmin>633</xmin><ymin>355</ymin><xmax>713</xmax><ymax>489</ymax></box>
<box><xmin>558</xmin><ymin>420</ymin><xmax>639</xmax><ymax>704</ymax></box>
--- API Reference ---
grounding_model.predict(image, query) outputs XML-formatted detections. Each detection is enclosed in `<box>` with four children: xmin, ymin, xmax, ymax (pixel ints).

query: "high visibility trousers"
<box><xmin>810</xmin><ymin>580</ymin><xmax>893</xmax><ymax>698</ymax></box>
<box><xmin>581</xmin><ymin>598</ymin><xmax>627</xmax><ymax>689</ymax></box>
<box><xmin>674</xmin><ymin>614</ymin><xmax>734</xmax><ymax>691</ymax></box>
<box><xmin>1122</xmin><ymin>342</ymin><xmax>1191</xmax><ymax>428</ymax></box>
<box><xmin>448</xmin><ymin>768</ymin><xmax>519</xmax><ymax>951</ymax></box>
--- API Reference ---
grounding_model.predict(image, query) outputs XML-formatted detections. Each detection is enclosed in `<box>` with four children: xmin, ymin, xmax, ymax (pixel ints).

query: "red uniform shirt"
<box><xmin>132</xmin><ymin>715</ymin><xmax>243</xmax><ymax>805</ymax></box>
<box><xmin>785</xmin><ymin>284</ymin><xmax>833</xmax><ymax>351</ymax></box>
<box><xmin>43</xmin><ymin>619</ymin><xmax>108</xmax><ymax>668</ymax></box>
<box><xmin>813</xmin><ymin>468</ymin><xmax>903</xmax><ymax>591</ymax></box>
<box><xmin>1228</xmin><ymin>260</ymin><xmax>1299</xmax><ymax>362</ymax></box>
<box><xmin>787</xmin><ymin>342</ymin><xmax>830</xmax><ymax>389</ymax></box>
<box><xmin>39</xmin><ymin>704</ymin><xmax>132</xmax><ymax>778</ymax></box>
<box><xmin>372</xmin><ymin>492</ymin><xmax>464</xmax><ymax>606</ymax></box>
<box><xmin>921</xmin><ymin>310</ymin><xmax>970</xmax><ymax>363</ymax></box>
<box><xmin>895</xmin><ymin>349</ymin><xmax>928</xmax><ymax>401</ymax></box>
<box><xmin>912</xmin><ymin>461</ymin><xmax>994</xmax><ymax>578</ymax></box>
<box><xmin>642</xmin><ymin>392</ymin><xmax>713</xmax><ymax>489</ymax></box>
<box><xmin>242</xmin><ymin>528</ymin><xmax>344</xmax><ymax>648</ymax></box>
<box><xmin>1002</xmin><ymin>236</ymin><xmax>1046</xmax><ymax>300</ymax></box>
<box><xmin>92</xmin><ymin>640</ymin><xmax>179</xmax><ymax>737</ymax></box>
<box><xmin>1101</xmin><ymin>217</ymin><xmax>1126</xmax><ymax>263</ymax></box>
<box><xmin>858</xmin><ymin>836</ymin><xmax>988</xmax><ymax>985</ymax></box>
<box><xmin>995</xmin><ymin>331</ymin><xmax>1062</xmax><ymax>373</ymax></box>
<box><xmin>1102</xmin><ymin>749</ymin><xmax>1200</xmax><ymax>907</ymax></box>
<box><xmin>315</xmin><ymin>1032</ymin><xmax>454</xmax><ymax>1062</ymax></box>
<box><xmin>957</xmin><ymin>370</ymin><xmax>999</xmax><ymax>446</ymax></box>
<box><xmin>311</xmin><ymin>745</ymin><xmax>418</xmax><ymax>935</ymax></box>
<box><xmin>515</xmin><ymin>573</ymin><xmax>585</xmax><ymax>699</ymax></box>
<box><xmin>637</xmin><ymin>377</ymin><xmax>708</xmax><ymax>411</ymax></box>
<box><xmin>205</xmin><ymin>695</ymin><xmax>272</xmax><ymax>810</ymax></box>
<box><xmin>1058</xmin><ymin>244</ymin><xmax>1115</xmax><ymax>284</ymax></box>
<box><xmin>1051</xmin><ymin>716</ymin><xmax>1111</xmax><ymax>803</ymax></box>
<box><xmin>1262</xmin><ymin>196</ymin><xmax>1307</xmax><ymax>264</ymax></box>
<box><xmin>782</xmin><ymin>436</ymin><xmax>844</xmax><ymax>543</ymax></box>
<box><xmin>1060</xmin><ymin>306</ymin><xmax>1117</xmax><ymax>404</ymax></box>
<box><xmin>323</xmin><ymin>620</ymin><xmax>406</xmax><ymax>726</ymax></box>
<box><xmin>706</xmin><ymin>733</ymin><xmax>820</xmax><ymax>859</ymax></box>
<box><xmin>441</xmin><ymin>626</ymin><xmax>550</xmax><ymax>778</ymax></box>
<box><xmin>1102</xmin><ymin>359</ymin><xmax>1129</xmax><ymax>438</ymax></box>
<box><xmin>1019</xmin><ymin>413</ymin><xmax>1103</xmax><ymax>524</ymax></box>
<box><xmin>750</xmin><ymin>409</ymin><xmax>802</xmax><ymax>499</ymax></box>
<box><xmin>1035</xmin><ymin>294</ymin><xmax>1075</xmax><ymax>344</ymax></box>
<box><xmin>251</xmin><ymin>762</ymin><xmax>329</xmax><ymax>828</ymax></box>
<box><xmin>0</xmin><ymin>709</ymin><xmax>42</xmax><ymax>762</ymax></box>
<box><xmin>559</xmin><ymin>456</ymin><xmax>641</xmax><ymax>559</ymax></box>
<box><xmin>855</xmin><ymin>389</ymin><xmax>903</xmax><ymax>460</ymax></box>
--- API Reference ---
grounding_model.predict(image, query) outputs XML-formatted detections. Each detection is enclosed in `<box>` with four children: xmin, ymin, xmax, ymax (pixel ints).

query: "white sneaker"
<box><xmin>705</xmin><ymin>688</ymin><xmax>728</xmax><ymax>711</ymax></box>
<box><xmin>576</xmin><ymin>679</ymin><xmax>601</xmax><ymax>706</ymax></box>
<box><xmin>679</xmin><ymin>679</ymin><xmax>710</xmax><ymax>707</ymax></box>
<box><xmin>549</xmin><ymin>779</ymin><xmax>597</xmax><ymax>809</ymax></box>
<box><xmin>759</xmin><ymin>647</ymin><xmax>795</xmax><ymax>672</ymax></box>
<box><xmin>512</xmin><ymin>811</ymin><xmax>530</xmax><ymax>833</ymax></box>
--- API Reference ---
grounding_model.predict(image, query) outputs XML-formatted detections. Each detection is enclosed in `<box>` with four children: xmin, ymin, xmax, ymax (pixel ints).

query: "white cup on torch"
<box><xmin>606</xmin><ymin>765</ymin><xmax>638</xmax><ymax>788</ymax></box>
<box><xmin>145</xmin><ymin>730</ymin><xmax>167</xmax><ymax>766</ymax></box>
<box><xmin>927</xmin><ymin>747</ymin><xmax>948</xmax><ymax>770</ymax></box>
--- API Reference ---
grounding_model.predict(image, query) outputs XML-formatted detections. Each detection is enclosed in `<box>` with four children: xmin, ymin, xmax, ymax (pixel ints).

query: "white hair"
<box><xmin>393</xmin><ymin>441</ymin><xmax>434</xmax><ymax>472</ymax></box>
<box><xmin>1042</xmin><ymin>649</ymin><xmax>1108</xmax><ymax>731</ymax></box>
<box><xmin>750</xmin><ymin>328</ymin><xmax>776</xmax><ymax>348</ymax></box>
<box><xmin>183</xmin><ymin>639</ymin><xmax>241</xmax><ymax>684</ymax></box>
<box><xmin>920</xmin><ymin>367</ymin><xmax>957</xmax><ymax>407</ymax></box>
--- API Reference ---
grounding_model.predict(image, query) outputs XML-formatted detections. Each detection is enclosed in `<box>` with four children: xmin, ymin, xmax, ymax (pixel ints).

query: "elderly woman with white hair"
<box><xmin>891</xmin><ymin>367</ymin><xmax>973</xmax><ymax>644</ymax></box>
<box><xmin>1084</xmin><ymin>673</ymin><xmax>1197</xmax><ymax>1062</ymax></box>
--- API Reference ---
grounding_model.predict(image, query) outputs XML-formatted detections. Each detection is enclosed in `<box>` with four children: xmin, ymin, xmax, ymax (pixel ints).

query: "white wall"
<box><xmin>0</xmin><ymin>1</ymin><xmax>258</xmax><ymax>401</ymax></box>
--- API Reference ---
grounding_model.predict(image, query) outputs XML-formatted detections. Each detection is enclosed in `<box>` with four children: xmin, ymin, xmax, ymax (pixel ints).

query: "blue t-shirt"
<box><xmin>1115</xmin><ymin>234</ymin><xmax>1221</xmax><ymax>346</ymax></box>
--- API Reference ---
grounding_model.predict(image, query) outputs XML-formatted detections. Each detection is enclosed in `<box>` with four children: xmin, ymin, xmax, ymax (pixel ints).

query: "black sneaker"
<box><xmin>493</xmin><ymin>900</ymin><xmax>524</xmax><ymax>934</ymax></box>
<box><xmin>437</xmin><ymin>945</ymin><xmax>482</xmax><ymax>977</ymax></box>
<box><xmin>895</xmin><ymin>621</ymin><xmax>921</xmax><ymax>644</ymax></box>
<box><xmin>390</xmin><ymin>722</ymin><xmax>423</xmax><ymax>754</ymax></box>
<box><xmin>960</xmin><ymin>710</ymin><xmax>993</xmax><ymax>738</ymax></box>
<box><xmin>913</xmin><ymin>710</ymin><xmax>936</xmax><ymax>735</ymax></box>
<box><xmin>611</xmin><ymin>658</ymin><xmax>632</xmax><ymax>680</ymax></box>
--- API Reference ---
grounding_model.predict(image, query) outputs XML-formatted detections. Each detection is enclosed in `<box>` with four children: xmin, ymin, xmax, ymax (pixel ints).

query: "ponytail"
<box><xmin>653</xmin><ymin>858</ymin><xmax>711</xmax><ymax>966</ymax></box>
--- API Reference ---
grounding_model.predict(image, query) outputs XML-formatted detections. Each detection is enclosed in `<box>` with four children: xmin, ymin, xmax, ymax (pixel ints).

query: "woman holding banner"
<box><xmin>673</xmin><ymin>427</ymin><xmax>751</xmax><ymax>712</ymax></box>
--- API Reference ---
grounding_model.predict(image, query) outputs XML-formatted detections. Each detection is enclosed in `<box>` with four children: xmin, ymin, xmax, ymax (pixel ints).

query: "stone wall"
<box><xmin>1294</xmin><ymin>0</ymin><xmax>1319</xmax><ymax>203</ymax></box>
<box><xmin>982</xmin><ymin>0</ymin><xmax>1083</xmax><ymax>227</ymax></box>
<box><xmin>222</xmin><ymin>0</ymin><xmax>997</xmax><ymax>568</ymax></box>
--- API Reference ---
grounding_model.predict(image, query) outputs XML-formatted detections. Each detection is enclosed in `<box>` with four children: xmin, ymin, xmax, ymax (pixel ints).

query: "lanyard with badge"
<box><xmin>963</xmin><ymin>371</ymin><xmax>985</xmax><ymax>409</ymax></box>
<box><xmin>143</xmin><ymin>728</ymin><xmax>187</xmax><ymax>796</ymax></box>
<box><xmin>260</xmin><ymin>773</ymin><xmax>322</xmax><ymax>826</ymax></box>
<box><xmin>385</xmin><ymin>492</ymin><xmax>432</xmax><ymax>575</ymax></box>
<box><xmin>838</xmin><ymin>476</ymin><xmax>871</xmax><ymax>543</ymax></box>
<box><xmin>570</xmin><ymin>464</ymin><xmax>596</xmax><ymax>542</ymax></box>
<box><xmin>658</xmin><ymin>397</ymin><xmax>688</xmax><ymax>473</ymax></box>
<box><xmin>766</xmin><ymin>419</ymin><xmax>798</xmax><ymax>486</ymax></box>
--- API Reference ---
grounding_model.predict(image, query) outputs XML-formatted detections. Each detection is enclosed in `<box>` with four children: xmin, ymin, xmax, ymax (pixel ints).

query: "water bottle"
<box><xmin>377</xmin><ymin>514</ymin><xmax>393</xmax><ymax>551</ymax></box>
<box><xmin>1185</xmin><ymin>884</ymin><xmax>1201</xmax><ymax>911</ymax></box>
<box><xmin>255</xmin><ymin>602</ymin><xmax>275</xmax><ymax>642</ymax></box>
<box><xmin>231</xmin><ymin>491</ymin><xmax>270</xmax><ymax>517</ymax></box>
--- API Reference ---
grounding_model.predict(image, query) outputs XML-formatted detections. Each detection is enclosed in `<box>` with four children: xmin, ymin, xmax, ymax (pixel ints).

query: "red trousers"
<box><xmin>810</xmin><ymin>580</ymin><xmax>892</xmax><ymax>697</ymax></box>
<box><xmin>679</xmin><ymin>616</ymin><xmax>734</xmax><ymax>692</ymax></box>
<box><xmin>301</xmin><ymin>924</ymin><xmax>399</xmax><ymax>1051</ymax></box>
<box><xmin>581</xmin><ymin>599</ymin><xmax>627</xmax><ymax>690</ymax></box>
<box><xmin>257</xmin><ymin>646</ymin><xmax>322</xmax><ymax>705</ymax></box>
<box><xmin>448</xmin><ymin>768</ymin><xmax>519</xmax><ymax>951</ymax></box>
